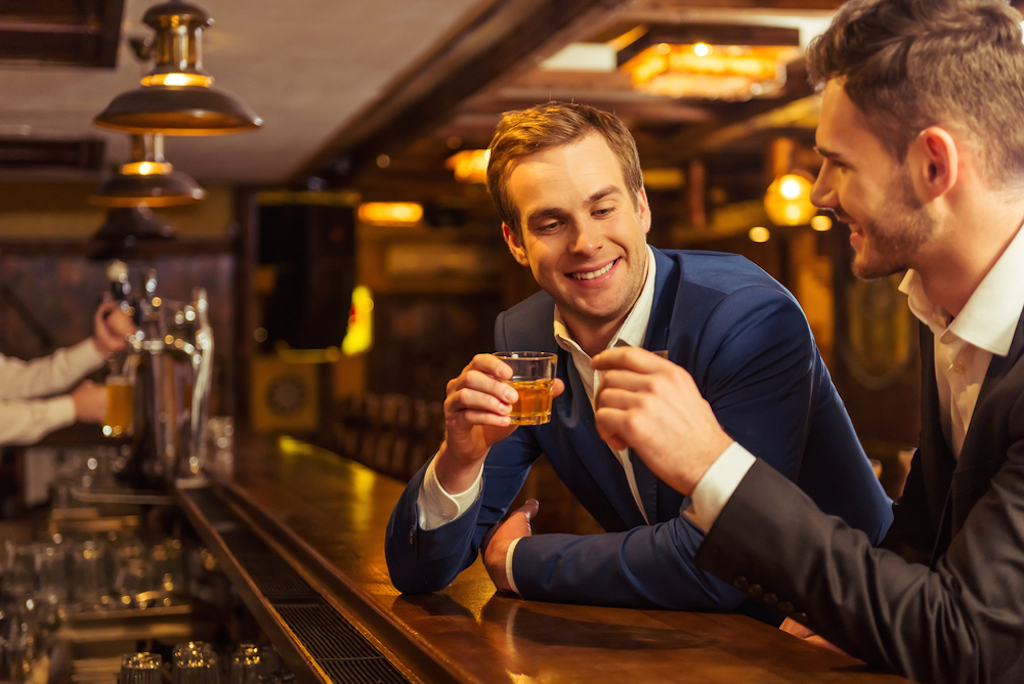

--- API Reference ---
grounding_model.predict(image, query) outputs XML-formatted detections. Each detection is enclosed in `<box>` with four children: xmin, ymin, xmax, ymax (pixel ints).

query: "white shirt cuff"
<box><xmin>505</xmin><ymin>536</ymin><xmax>521</xmax><ymax>595</ymax></box>
<box><xmin>416</xmin><ymin>455</ymin><xmax>483</xmax><ymax>531</ymax></box>
<box><xmin>683</xmin><ymin>442</ymin><xmax>756</xmax><ymax>532</ymax></box>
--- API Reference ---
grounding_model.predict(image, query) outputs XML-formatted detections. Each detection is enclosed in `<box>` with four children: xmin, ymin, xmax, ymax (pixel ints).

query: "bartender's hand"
<box><xmin>71</xmin><ymin>380</ymin><xmax>108</xmax><ymax>424</ymax></box>
<box><xmin>93</xmin><ymin>302</ymin><xmax>136</xmax><ymax>355</ymax></box>
<box><xmin>592</xmin><ymin>347</ymin><xmax>732</xmax><ymax>496</ymax></box>
<box><xmin>435</xmin><ymin>354</ymin><xmax>564</xmax><ymax>494</ymax></box>
<box><xmin>482</xmin><ymin>499</ymin><xmax>538</xmax><ymax>593</ymax></box>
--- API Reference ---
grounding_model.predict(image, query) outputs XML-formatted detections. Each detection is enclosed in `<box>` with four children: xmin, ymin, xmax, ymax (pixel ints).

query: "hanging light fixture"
<box><xmin>91</xmin><ymin>133</ymin><xmax>205</xmax><ymax>207</ymax></box>
<box><xmin>94</xmin><ymin>1</ymin><xmax>261</xmax><ymax>136</ymax></box>
<box><xmin>616</xmin><ymin>24</ymin><xmax>800</xmax><ymax>101</ymax></box>
<box><xmin>89</xmin><ymin>206</ymin><xmax>175</xmax><ymax>260</ymax></box>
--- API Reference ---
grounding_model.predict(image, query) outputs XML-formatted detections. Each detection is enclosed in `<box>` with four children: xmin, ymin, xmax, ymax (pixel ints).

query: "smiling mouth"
<box><xmin>570</xmin><ymin>259</ymin><xmax>618</xmax><ymax>280</ymax></box>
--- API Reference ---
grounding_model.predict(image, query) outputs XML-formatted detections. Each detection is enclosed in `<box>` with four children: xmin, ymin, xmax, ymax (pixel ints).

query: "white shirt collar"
<box><xmin>899</xmin><ymin>223</ymin><xmax>1024</xmax><ymax>356</ymax></box>
<box><xmin>554</xmin><ymin>246</ymin><xmax>656</xmax><ymax>355</ymax></box>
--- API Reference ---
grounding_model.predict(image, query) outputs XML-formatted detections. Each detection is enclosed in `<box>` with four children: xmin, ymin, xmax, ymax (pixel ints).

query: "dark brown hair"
<box><xmin>486</xmin><ymin>101</ymin><xmax>644</xmax><ymax>238</ymax></box>
<box><xmin>806</xmin><ymin>0</ymin><xmax>1024</xmax><ymax>185</ymax></box>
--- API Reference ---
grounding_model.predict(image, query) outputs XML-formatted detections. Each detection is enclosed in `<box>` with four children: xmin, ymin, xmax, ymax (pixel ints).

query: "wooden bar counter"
<box><xmin>179</xmin><ymin>435</ymin><xmax>912</xmax><ymax>684</ymax></box>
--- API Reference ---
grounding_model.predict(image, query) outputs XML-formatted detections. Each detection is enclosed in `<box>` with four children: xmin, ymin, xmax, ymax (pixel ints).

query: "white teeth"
<box><xmin>571</xmin><ymin>260</ymin><xmax>615</xmax><ymax>280</ymax></box>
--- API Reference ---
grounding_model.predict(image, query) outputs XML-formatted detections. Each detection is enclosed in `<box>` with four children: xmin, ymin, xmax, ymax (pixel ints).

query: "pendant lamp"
<box><xmin>91</xmin><ymin>133</ymin><xmax>205</xmax><ymax>207</ymax></box>
<box><xmin>94</xmin><ymin>1</ymin><xmax>261</xmax><ymax>136</ymax></box>
<box><xmin>89</xmin><ymin>206</ymin><xmax>175</xmax><ymax>260</ymax></box>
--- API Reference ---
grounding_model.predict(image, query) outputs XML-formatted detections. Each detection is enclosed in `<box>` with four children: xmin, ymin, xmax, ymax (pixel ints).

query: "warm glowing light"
<box><xmin>749</xmin><ymin>226</ymin><xmax>771</xmax><ymax>243</ymax></box>
<box><xmin>151</xmin><ymin>296</ymin><xmax>162</xmax><ymax>307</ymax></box>
<box><xmin>342</xmin><ymin>285</ymin><xmax>374</xmax><ymax>356</ymax></box>
<box><xmin>357</xmin><ymin>202</ymin><xmax>424</xmax><ymax>226</ymax></box>
<box><xmin>780</xmin><ymin>177</ymin><xmax>802</xmax><ymax>200</ymax></box>
<box><xmin>446</xmin><ymin>149</ymin><xmax>491</xmax><ymax>184</ymax></box>
<box><xmin>764</xmin><ymin>173</ymin><xmax>816</xmax><ymax>226</ymax></box>
<box><xmin>121</xmin><ymin>161</ymin><xmax>173</xmax><ymax>176</ymax></box>
<box><xmin>141</xmin><ymin>73</ymin><xmax>213</xmax><ymax>87</ymax></box>
<box><xmin>642</xmin><ymin>167</ymin><xmax>685</xmax><ymax>190</ymax></box>
<box><xmin>811</xmin><ymin>215</ymin><xmax>833</xmax><ymax>232</ymax></box>
<box><xmin>621</xmin><ymin>43</ymin><xmax>798</xmax><ymax>100</ymax></box>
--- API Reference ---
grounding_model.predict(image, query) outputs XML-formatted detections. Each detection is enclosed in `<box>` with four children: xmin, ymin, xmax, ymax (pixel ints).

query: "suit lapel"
<box><xmin>630</xmin><ymin>248</ymin><xmax>680</xmax><ymax>524</ymax></box>
<box><xmin>917</xmin><ymin>324</ymin><xmax>958</xmax><ymax>531</ymax></box>
<box><xmin>556</xmin><ymin>349</ymin><xmax>647</xmax><ymax>528</ymax></box>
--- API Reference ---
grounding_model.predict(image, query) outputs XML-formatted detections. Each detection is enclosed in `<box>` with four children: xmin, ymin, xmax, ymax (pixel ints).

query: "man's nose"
<box><xmin>569</xmin><ymin>220</ymin><xmax>600</xmax><ymax>255</ymax></box>
<box><xmin>810</xmin><ymin>170</ymin><xmax>836</xmax><ymax>209</ymax></box>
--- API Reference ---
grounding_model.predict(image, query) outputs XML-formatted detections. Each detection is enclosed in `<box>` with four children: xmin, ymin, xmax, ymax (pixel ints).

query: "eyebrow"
<box><xmin>523</xmin><ymin>185</ymin><xmax>623</xmax><ymax>225</ymax></box>
<box><xmin>814</xmin><ymin>145</ymin><xmax>842</xmax><ymax>161</ymax></box>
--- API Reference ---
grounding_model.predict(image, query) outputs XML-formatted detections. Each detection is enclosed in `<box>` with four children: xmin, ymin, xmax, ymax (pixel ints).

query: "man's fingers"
<box><xmin>594</xmin><ymin>407</ymin><xmax>631</xmax><ymax>451</ymax></box>
<box><xmin>592</xmin><ymin>346</ymin><xmax>668</xmax><ymax>372</ymax></box>
<box><xmin>517</xmin><ymin>498</ymin><xmax>539</xmax><ymax>522</ymax></box>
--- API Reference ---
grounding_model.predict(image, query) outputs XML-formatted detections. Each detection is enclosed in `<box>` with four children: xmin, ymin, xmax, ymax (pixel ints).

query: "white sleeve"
<box><xmin>0</xmin><ymin>339</ymin><xmax>106</xmax><ymax>400</ymax></box>
<box><xmin>0</xmin><ymin>396</ymin><xmax>77</xmax><ymax>446</ymax></box>
<box><xmin>416</xmin><ymin>455</ymin><xmax>483</xmax><ymax>531</ymax></box>
<box><xmin>683</xmin><ymin>442</ymin><xmax>757</xmax><ymax>532</ymax></box>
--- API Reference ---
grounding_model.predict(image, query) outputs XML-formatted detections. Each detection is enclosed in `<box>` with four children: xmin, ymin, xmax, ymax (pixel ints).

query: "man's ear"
<box><xmin>911</xmin><ymin>126</ymin><xmax>958</xmax><ymax>200</ymax></box>
<box><xmin>637</xmin><ymin>187</ymin><xmax>652</xmax><ymax>235</ymax></box>
<box><xmin>502</xmin><ymin>223</ymin><xmax>530</xmax><ymax>267</ymax></box>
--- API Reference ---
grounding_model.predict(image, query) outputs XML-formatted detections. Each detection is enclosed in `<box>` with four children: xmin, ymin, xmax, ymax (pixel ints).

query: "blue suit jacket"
<box><xmin>386</xmin><ymin>248</ymin><xmax>892</xmax><ymax>615</ymax></box>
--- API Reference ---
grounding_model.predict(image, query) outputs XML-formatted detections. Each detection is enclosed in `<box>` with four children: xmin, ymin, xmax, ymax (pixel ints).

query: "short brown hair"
<box><xmin>486</xmin><ymin>101</ymin><xmax>644</xmax><ymax>238</ymax></box>
<box><xmin>806</xmin><ymin>0</ymin><xmax>1024</xmax><ymax>185</ymax></box>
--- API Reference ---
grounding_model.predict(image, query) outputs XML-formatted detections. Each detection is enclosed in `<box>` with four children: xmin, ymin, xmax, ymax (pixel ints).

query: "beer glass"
<box><xmin>493</xmin><ymin>352</ymin><xmax>557</xmax><ymax>425</ymax></box>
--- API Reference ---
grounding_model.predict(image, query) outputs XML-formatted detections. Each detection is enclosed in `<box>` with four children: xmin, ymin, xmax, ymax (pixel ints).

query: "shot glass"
<box><xmin>120</xmin><ymin>653</ymin><xmax>162</xmax><ymax>684</ymax></box>
<box><xmin>173</xmin><ymin>642</ymin><xmax>218</xmax><ymax>684</ymax></box>
<box><xmin>229</xmin><ymin>643</ymin><xmax>276</xmax><ymax>684</ymax></box>
<box><xmin>493</xmin><ymin>352</ymin><xmax>557</xmax><ymax>425</ymax></box>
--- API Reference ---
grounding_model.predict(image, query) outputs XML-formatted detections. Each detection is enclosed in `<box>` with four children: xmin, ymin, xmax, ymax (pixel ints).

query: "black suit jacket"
<box><xmin>695</xmin><ymin>306</ymin><xmax>1024</xmax><ymax>684</ymax></box>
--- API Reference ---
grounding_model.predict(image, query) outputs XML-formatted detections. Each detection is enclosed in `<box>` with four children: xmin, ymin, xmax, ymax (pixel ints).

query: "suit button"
<box><xmin>792</xmin><ymin>612</ymin><xmax>809</xmax><ymax>623</ymax></box>
<box><xmin>763</xmin><ymin>593</ymin><xmax>778</xmax><ymax>607</ymax></box>
<box><xmin>777</xmin><ymin>601</ymin><xmax>794</xmax><ymax>615</ymax></box>
<box><xmin>733</xmin><ymin>577</ymin><xmax>749</xmax><ymax>591</ymax></box>
<box><xmin>747</xmin><ymin>584</ymin><xmax>763</xmax><ymax>599</ymax></box>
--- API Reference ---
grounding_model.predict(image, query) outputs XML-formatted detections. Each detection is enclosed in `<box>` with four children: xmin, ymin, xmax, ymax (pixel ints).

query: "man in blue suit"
<box><xmin>384</xmin><ymin>101</ymin><xmax>891</xmax><ymax>619</ymax></box>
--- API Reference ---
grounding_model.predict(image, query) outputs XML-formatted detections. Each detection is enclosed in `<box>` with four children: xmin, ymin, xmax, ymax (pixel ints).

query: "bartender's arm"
<box><xmin>0</xmin><ymin>302</ymin><xmax>136</xmax><ymax>445</ymax></box>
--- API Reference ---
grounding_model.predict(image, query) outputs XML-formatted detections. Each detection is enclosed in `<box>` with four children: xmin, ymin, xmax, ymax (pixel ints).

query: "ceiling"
<box><xmin>0</xmin><ymin>0</ymin><xmax>880</xmax><ymax>220</ymax></box>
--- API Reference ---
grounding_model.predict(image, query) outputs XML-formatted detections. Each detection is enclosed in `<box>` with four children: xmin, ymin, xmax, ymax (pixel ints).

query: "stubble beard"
<box><xmin>852</xmin><ymin>171</ymin><xmax>936</xmax><ymax>280</ymax></box>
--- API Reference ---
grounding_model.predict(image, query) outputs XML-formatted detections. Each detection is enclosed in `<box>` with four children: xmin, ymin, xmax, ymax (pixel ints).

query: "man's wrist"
<box><xmin>433</xmin><ymin>442</ymin><xmax>486</xmax><ymax>495</ymax></box>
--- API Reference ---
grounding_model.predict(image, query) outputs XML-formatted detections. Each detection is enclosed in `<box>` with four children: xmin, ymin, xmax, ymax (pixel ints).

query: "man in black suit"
<box><xmin>591</xmin><ymin>1</ymin><xmax>1024</xmax><ymax>682</ymax></box>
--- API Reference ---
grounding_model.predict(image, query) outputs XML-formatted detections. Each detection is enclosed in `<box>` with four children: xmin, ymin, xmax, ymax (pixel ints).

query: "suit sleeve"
<box><xmin>512</xmin><ymin>287</ymin><xmax>888</xmax><ymax>609</ymax></box>
<box><xmin>695</xmin><ymin>434</ymin><xmax>1024</xmax><ymax>684</ymax></box>
<box><xmin>384</xmin><ymin>426</ymin><xmax>543</xmax><ymax>593</ymax></box>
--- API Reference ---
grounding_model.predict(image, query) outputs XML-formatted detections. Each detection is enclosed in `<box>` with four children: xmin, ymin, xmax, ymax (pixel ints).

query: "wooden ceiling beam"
<box><xmin>289</xmin><ymin>0</ymin><xmax>621</xmax><ymax>186</ymax></box>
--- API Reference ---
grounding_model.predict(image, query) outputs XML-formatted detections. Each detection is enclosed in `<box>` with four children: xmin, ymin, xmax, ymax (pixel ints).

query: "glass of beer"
<box><xmin>494</xmin><ymin>352</ymin><xmax>557</xmax><ymax>425</ymax></box>
<box><xmin>103</xmin><ymin>373</ymin><xmax>135</xmax><ymax>437</ymax></box>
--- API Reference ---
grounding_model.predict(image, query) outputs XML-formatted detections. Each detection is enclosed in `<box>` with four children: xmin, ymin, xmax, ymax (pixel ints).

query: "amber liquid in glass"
<box><xmin>104</xmin><ymin>378</ymin><xmax>134</xmax><ymax>437</ymax></box>
<box><xmin>507</xmin><ymin>379</ymin><xmax>554</xmax><ymax>425</ymax></box>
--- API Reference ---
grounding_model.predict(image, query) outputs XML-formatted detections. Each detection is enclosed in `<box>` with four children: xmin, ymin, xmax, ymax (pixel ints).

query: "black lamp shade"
<box><xmin>89</xmin><ymin>206</ymin><xmax>175</xmax><ymax>260</ymax></box>
<box><xmin>91</xmin><ymin>169</ymin><xmax>205</xmax><ymax>207</ymax></box>
<box><xmin>94</xmin><ymin>85</ymin><xmax>262</xmax><ymax>136</ymax></box>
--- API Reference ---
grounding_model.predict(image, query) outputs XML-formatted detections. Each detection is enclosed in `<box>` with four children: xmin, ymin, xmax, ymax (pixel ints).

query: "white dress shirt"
<box><xmin>416</xmin><ymin>246</ymin><xmax>657</xmax><ymax>593</ymax></box>
<box><xmin>689</xmin><ymin>222</ymin><xmax>1024</xmax><ymax>531</ymax></box>
<box><xmin>0</xmin><ymin>338</ymin><xmax>106</xmax><ymax>445</ymax></box>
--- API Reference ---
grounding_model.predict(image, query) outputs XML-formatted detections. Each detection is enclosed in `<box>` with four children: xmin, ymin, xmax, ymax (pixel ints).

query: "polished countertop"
<box><xmin>209</xmin><ymin>435</ymin><xmax>911</xmax><ymax>684</ymax></box>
